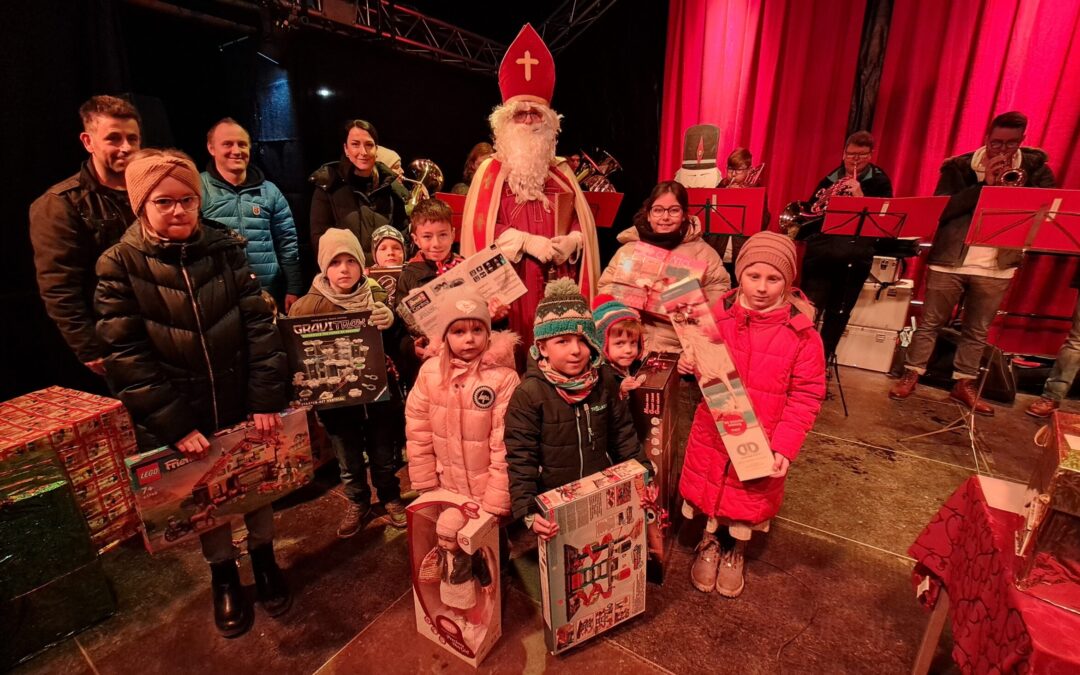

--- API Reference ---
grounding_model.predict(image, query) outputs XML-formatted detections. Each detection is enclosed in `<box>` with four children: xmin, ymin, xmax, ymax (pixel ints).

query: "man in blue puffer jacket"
<box><xmin>201</xmin><ymin>118</ymin><xmax>304</xmax><ymax>311</ymax></box>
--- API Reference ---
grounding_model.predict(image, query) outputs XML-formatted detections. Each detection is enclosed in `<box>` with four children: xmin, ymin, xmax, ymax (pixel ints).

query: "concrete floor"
<box><xmin>12</xmin><ymin>367</ymin><xmax>1055</xmax><ymax>674</ymax></box>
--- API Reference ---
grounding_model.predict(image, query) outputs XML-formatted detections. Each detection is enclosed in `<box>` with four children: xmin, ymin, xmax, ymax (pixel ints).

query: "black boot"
<box><xmin>250</xmin><ymin>543</ymin><xmax>291</xmax><ymax>617</ymax></box>
<box><xmin>209</xmin><ymin>560</ymin><xmax>252</xmax><ymax>638</ymax></box>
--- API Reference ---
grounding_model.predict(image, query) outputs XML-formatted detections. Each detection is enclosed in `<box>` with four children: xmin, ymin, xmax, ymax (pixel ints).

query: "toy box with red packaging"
<box><xmin>407</xmin><ymin>488</ymin><xmax>500</xmax><ymax>667</ymax></box>
<box><xmin>536</xmin><ymin>460</ymin><xmax>648</xmax><ymax>654</ymax></box>
<box><xmin>0</xmin><ymin>386</ymin><xmax>140</xmax><ymax>552</ymax></box>
<box><xmin>123</xmin><ymin>409</ymin><xmax>312</xmax><ymax>553</ymax></box>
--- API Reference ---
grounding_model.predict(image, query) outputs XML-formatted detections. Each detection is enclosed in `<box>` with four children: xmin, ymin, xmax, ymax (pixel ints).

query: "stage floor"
<box><xmin>15</xmin><ymin>368</ymin><xmax>1051</xmax><ymax>675</ymax></box>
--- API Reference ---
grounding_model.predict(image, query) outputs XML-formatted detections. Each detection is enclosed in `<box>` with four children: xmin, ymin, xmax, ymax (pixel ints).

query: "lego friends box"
<box><xmin>537</xmin><ymin>460</ymin><xmax>648</xmax><ymax>654</ymax></box>
<box><xmin>124</xmin><ymin>409</ymin><xmax>312</xmax><ymax>553</ymax></box>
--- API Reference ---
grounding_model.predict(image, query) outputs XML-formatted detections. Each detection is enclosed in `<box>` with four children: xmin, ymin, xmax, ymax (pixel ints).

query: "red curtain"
<box><xmin>659</xmin><ymin>0</ymin><xmax>867</xmax><ymax>208</ymax></box>
<box><xmin>872</xmin><ymin>0</ymin><xmax>1080</xmax><ymax>197</ymax></box>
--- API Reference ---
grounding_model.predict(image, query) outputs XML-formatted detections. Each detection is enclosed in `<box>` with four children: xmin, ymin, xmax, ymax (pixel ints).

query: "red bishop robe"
<box><xmin>460</xmin><ymin>157</ymin><xmax>600</xmax><ymax>352</ymax></box>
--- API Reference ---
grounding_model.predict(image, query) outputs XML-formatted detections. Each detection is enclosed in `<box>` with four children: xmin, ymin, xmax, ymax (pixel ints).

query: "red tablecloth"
<box><xmin>909</xmin><ymin>476</ymin><xmax>1080</xmax><ymax>674</ymax></box>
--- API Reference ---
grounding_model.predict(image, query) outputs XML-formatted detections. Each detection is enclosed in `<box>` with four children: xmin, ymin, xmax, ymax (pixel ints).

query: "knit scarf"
<box><xmin>313</xmin><ymin>275</ymin><xmax>374</xmax><ymax>312</ymax></box>
<box><xmin>536</xmin><ymin>356</ymin><xmax>599</xmax><ymax>405</ymax></box>
<box><xmin>409</xmin><ymin>251</ymin><xmax>465</xmax><ymax>277</ymax></box>
<box><xmin>634</xmin><ymin>219</ymin><xmax>688</xmax><ymax>251</ymax></box>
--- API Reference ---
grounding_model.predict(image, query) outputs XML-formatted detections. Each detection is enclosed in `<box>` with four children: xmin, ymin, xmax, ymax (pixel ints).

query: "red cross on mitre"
<box><xmin>499</xmin><ymin>23</ymin><xmax>555</xmax><ymax>106</ymax></box>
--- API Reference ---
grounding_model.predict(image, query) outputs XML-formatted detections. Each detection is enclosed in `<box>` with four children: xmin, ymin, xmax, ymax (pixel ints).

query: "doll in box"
<box><xmin>419</xmin><ymin>509</ymin><xmax>494</xmax><ymax>643</ymax></box>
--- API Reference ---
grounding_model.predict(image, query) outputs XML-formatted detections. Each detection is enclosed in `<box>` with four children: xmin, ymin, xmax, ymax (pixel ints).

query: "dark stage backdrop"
<box><xmin>1</xmin><ymin>0</ymin><xmax>667</xmax><ymax>400</ymax></box>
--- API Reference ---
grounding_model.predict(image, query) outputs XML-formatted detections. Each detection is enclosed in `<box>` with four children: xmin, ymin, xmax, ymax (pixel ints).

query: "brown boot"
<box><xmin>889</xmin><ymin>369</ymin><xmax>919</xmax><ymax>400</ymax></box>
<box><xmin>690</xmin><ymin>533</ymin><xmax>721</xmax><ymax>593</ymax></box>
<box><xmin>1026</xmin><ymin>397</ymin><xmax>1060</xmax><ymax>418</ymax></box>
<box><xmin>715</xmin><ymin>539</ymin><xmax>746</xmax><ymax>598</ymax></box>
<box><xmin>950</xmin><ymin>379</ymin><xmax>994</xmax><ymax>416</ymax></box>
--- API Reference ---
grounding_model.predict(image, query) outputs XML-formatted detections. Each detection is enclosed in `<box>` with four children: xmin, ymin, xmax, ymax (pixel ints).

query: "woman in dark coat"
<box><xmin>308</xmin><ymin>119</ymin><xmax>407</xmax><ymax>257</ymax></box>
<box><xmin>95</xmin><ymin>149</ymin><xmax>291</xmax><ymax>638</ymax></box>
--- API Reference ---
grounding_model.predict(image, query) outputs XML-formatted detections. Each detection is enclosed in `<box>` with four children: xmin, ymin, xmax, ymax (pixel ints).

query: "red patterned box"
<box><xmin>0</xmin><ymin>386</ymin><xmax>140</xmax><ymax>551</ymax></box>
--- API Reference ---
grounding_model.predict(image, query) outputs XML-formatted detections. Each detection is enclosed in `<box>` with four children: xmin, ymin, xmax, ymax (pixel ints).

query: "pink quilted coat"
<box><xmin>406</xmin><ymin>331</ymin><xmax>520</xmax><ymax>516</ymax></box>
<box><xmin>678</xmin><ymin>290</ymin><xmax>826</xmax><ymax>523</ymax></box>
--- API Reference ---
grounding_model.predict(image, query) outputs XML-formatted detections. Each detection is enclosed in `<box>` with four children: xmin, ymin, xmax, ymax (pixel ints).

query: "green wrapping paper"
<box><xmin>0</xmin><ymin>446</ymin><xmax>116</xmax><ymax>669</ymax></box>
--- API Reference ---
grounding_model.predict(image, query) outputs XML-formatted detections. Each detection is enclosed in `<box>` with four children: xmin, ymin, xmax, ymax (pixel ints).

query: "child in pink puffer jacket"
<box><xmin>406</xmin><ymin>290</ymin><xmax>520</xmax><ymax>517</ymax></box>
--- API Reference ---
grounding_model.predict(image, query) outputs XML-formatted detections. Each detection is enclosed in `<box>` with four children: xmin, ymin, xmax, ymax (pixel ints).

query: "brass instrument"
<box><xmin>779</xmin><ymin>169</ymin><xmax>858</xmax><ymax>239</ymax></box>
<box><xmin>1001</xmin><ymin>167</ymin><xmax>1028</xmax><ymax>187</ymax></box>
<box><xmin>403</xmin><ymin>159</ymin><xmax>444</xmax><ymax>215</ymax></box>
<box><xmin>721</xmin><ymin>163</ymin><xmax>765</xmax><ymax>188</ymax></box>
<box><xmin>575</xmin><ymin>150</ymin><xmax>621</xmax><ymax>192</ymax></box>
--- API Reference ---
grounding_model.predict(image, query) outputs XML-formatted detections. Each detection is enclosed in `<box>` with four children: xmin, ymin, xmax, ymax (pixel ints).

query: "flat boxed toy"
<box><xmin>277</xmin><ymin>310</ymin><xmax>390</xmax><ymax>410</ymax></box>
<box><xmin>407</xmin><ymin>489</ymin><xmax>500</xmax><ymax>667</ymax></box>
<box><xmin>536</xmin><ymin>460</ymin><xmax>648</xmax><ymax>654</ymax></box>
<box><xmin>124</xmin><ymin>409</ymin><xmax>312</xmax><ymax>553</ymax></box>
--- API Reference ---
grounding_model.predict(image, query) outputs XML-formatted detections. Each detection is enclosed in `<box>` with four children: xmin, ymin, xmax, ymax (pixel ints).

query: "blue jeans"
<box><xmin>1043</xmin><ymin>295</ymin><xmax>1080</xmax><ymax>401</ymax></box>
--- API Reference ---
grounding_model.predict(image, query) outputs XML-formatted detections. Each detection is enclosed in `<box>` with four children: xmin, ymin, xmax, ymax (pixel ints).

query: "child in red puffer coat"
<box><xmin>678</xmin><ymin>231</ymin><xmax>825</xmax><ymax>598</ymax></box>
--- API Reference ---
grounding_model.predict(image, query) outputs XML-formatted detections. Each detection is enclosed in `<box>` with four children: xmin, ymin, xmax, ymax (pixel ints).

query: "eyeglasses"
<box><xmin>843</xmin><ymin>151</ymin><xmax>871</xmax><ymax>160</ymax></box>
<box><xmin>512</xmin><ymin>109</ymin><xmax>543</xmax><ymax>123</ymax></box>
<box><xmin>988</xmin><ymin>140</ymin><xmax>1021</xmax><ymax>150</ymax></box>
<box><xmin>649</xmin><ymin>206</ymin><xmax>684</xmax><ymax>218</ymax></box>
<box><xmin>150</xmin><ymin>196</ymin><xmax>200</xmax><ymax>213</ymax></box>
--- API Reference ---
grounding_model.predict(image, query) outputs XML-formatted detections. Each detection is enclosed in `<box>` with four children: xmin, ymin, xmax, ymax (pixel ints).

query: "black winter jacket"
<box><xmin>309</xmin><ymin>160</ymin><xmax>404</xmax><ymax>256</ymax></box>
<box><xmin>800</xmin><ymin>163</ymin><xmax>894</xmax><ymax>266</ymax></box>
<box><xmin>505</xmin><ymin>358</ymin><xmax>644</xmax><ymax>519</ymax></box>
<box><xmin>927</xmin><ymin>148</ymin><xmax>1055</xmax><ymax>269</ymax></box>
<box><xmin>29</xmin><ymin>161</ymin><xmax>137</xmax><ymax>361</ymax></box>
<box><xmin>95</xmin><ymin>222</ymin><xmax>288</xmax><ymax>450</ymax></box>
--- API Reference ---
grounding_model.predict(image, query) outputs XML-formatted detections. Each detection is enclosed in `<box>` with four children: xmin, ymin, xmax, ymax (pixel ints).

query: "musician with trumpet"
<box><xmin>799</xmin><ymin>131</ymin><xmax>893</xmax><ymax>360</ymax></box>
<box><xmin>889</xmin><ymin>111</ymin><xmax>1055</xmax><ymax>414</ymax></box>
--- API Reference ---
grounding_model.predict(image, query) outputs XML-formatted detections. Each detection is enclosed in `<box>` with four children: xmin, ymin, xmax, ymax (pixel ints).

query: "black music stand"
<box><xmin>815</xmin><ymin>197</ymin><xmax>948</xmax><ymax>417</ymax></box>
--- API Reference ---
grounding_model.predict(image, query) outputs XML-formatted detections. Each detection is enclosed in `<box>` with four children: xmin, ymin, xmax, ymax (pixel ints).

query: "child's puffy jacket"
<box><xmin>406</xmin><ymin>331</ymin><xmax>520</xmax><ymax>516</ymax></box>
<box><xmin>679</xmin><ymin>290</ymin><xmax>825</xmax><ymax>523</ymax></box>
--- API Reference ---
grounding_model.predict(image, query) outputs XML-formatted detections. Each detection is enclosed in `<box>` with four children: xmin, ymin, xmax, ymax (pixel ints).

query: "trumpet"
<box><xmin>403</xmin><ymin>159</ymin><xmax>444</xmax><ymax>215</ymax></box>
<box><xmin>1000</xmin><ymin>167</ymin><xmax>1027</xmax><ymax>187</ymax></box>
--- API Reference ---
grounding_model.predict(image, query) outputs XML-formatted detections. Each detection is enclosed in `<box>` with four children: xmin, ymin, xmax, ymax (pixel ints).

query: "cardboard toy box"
<box><xmin>1</xmin><ymin>442</ymin><xmax>115</xmax><ymax>670</ymax></box>
<box><xmin>407</xmin><ymin>489</ymin><xmax>500</xmax><ymax>667</ymax></box>
<box><xmin>124</xmin><ymin>409</ymin><xmax>312</xmax><ymax>553</ymax></box>
<box><xmin>0</xmin><ymin>386</ymin><xmax>140</xmax><ymax>552</ymax></box>
<box><xmin>1015</xmin><ymin>411</ymin><xmax>1080</xmax><ymax>610</ymax></box>
<box><xmin>661</xmin><ymin>277</ymin><xmax>774</xmax><ymax>481</ymax></box>
<box><xmin>277</xmin><ymin>310</ymin><xmax>391</xmax><ymax>410</ymax></box>
<box><xmin>847</xmin><ymin>279</ymin><xmax>913</xmax><ymax>331</ymax></box>
<box><xmin>629</xmin><ymin>351</ymin><xmax>681</xmax><ymax>583</ymax></box>
<box><xmin>836</xmin><ymin>325</ymin><xmax>899</xmax><ymax>373</ymax></box>
<box><xmin>367</xmin><ymin>265</ymin><xmax>403</xmax><ymax>308</ymax></box>
<box><xmin>536</xmin><ymin>461</ymin><xmax>648</xmax><ymax>654</ymax></box>
<box><xmin>604</xmin><ymin>241</ymin><xmax>708</xmax><ymax>316</ymax></box>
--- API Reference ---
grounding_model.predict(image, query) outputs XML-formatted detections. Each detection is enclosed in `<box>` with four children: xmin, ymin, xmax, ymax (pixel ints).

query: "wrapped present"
<box><xmin>0</xmin><ymin>443</ymin><xmax>115</xmax><ymax>670</ymax></box>
<box><xmin>629</xmin><ymin>351</ymin><xmax>680</xmax><ymax>583</ymax></box>
<box><xmin>1015</xmin><ymin>411</ymin><xmax>1080</xmax><ymax>609</ymax></box>
<box><xmin>536</xmin><ymin>461</ymin><xmax>648</xmax><ymax>654</ymax></box>
<box><xmin>0</xmin><ymin>386</ymin><xmax>140</xmax><ymax>551</ymax></box>
<box><xmin>124</xmin><ymin>409</ymin><xmax>312</xmax><ymax>553</ymax></box>
<box><xmin>407</xmin><ymin>489</ymin><xmax>500</xmax><ymax>667</ymax></box>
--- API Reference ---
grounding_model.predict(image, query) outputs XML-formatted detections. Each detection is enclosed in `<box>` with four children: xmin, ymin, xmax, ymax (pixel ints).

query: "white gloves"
<box><xmin>371</xmin><ymin>302</ymin><xmax>394</xmax><ymax>330</ymax></box>
<box><xmin>551</xmin><ymin>231</ymin><xmax>583</xmax><ymax>266</ymax></box>
<box><xmin>522</xmin><ymin>233</ymin><xmax>556</xmax><ymax>263</ymax></box>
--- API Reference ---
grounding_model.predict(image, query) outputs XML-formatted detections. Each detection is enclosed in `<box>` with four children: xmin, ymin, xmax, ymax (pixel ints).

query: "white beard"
<box><xmin>495</xmin><ymin>121</ymin><xmax>557</xmax><ymax>206</ymax></box>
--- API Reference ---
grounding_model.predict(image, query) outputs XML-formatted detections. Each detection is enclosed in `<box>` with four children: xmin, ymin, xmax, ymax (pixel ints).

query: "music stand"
<box><xmin>583</xmin><ymin>192</ymin><xmax>624</xmax><ymax>229</ymax></box>
<box><xmin>818</xmin><ymin>196</ymin><xmax>948</xmax><ymax>416</ymax></box>
<box><xmin>686</xmin><ymin>187</ymin><xmax>766</xmax><ymax>235</ymax></box>
<box><xmin>964</xmin><ymin>187</ymin><xmax>1080</xmax><ymax>254</ymax></box>
<box><xmin>433</xmin><ymin>191</ymin><xmax>466</xmax><ymax>243</ymax></box>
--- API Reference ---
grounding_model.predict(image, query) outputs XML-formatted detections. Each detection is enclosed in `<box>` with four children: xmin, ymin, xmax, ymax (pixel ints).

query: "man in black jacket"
<box><xmin>890</xmin><ymin>111</ymin><xmax>1056</xmax><ymax>414</ymax></box>
<box><xmin>29</xmin><ymin>95</ymin><xmax>141</xmax><ymax>375</ymax></box>
<box><xmin>799</xmin><ymin>131</ymin><xmax>894</xmax><ymax>359</ymax></box>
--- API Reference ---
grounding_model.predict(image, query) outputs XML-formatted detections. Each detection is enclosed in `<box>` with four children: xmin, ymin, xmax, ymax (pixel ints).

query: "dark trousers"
<box><xmin>199</xmin><ymin>504</ymin><xmax>275</xmax><ymax>564</ymax></box>
<box><xmin>318</xmin><ymin>402</ymin><xmax>403</xmax><ymax>506</ymax></box>
<box><xmin>801</xmin><ymin>242</ymin><xmax>873</xmax><ymax>359</ymax></box>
